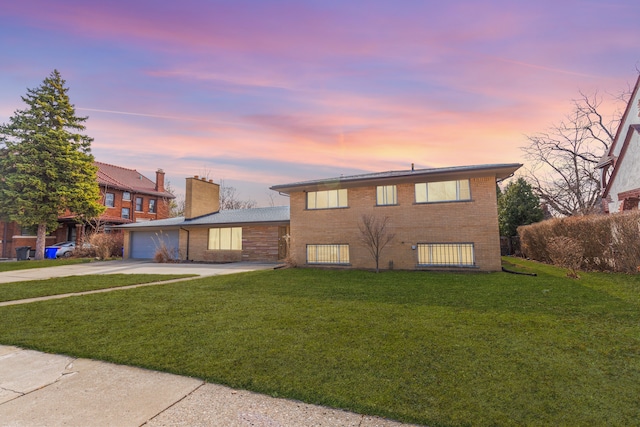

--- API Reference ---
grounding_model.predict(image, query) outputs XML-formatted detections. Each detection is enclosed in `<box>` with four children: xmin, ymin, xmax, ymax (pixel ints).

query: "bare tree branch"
<box><xmin>521</xmin><ymin>88</ymin><xmax>630</xmax><ymax>216</ymax></box>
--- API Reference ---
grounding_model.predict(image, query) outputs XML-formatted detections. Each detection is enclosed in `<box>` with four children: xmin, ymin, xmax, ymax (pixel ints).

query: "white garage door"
<box><xmin>130</xmin><ymin>230</ymin><xmax>179</xmax><ymax>259</ymax></box>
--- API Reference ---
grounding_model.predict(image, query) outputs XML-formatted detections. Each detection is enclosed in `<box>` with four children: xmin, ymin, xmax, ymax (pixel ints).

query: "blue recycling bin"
<box><xmin>45</xmin><ymin>247</ymin><xmax>59</xmax><ymax>259</ymax></box>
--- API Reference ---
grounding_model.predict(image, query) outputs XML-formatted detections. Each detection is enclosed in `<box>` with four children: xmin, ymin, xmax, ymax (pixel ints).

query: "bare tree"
<box><xmin>521</xmin><ymin>89</ymin><xmax>628</xmax><ymax>216</ymax></box>
<box><xmin>359</xmin><ymin>214</ymin><xmax>395</xmax><ymax>273</ymax></box>
<box><xmin>198</xmin><ymin>166</ymin><xmax>256</xmax><ymax>211</ymax></box>
<box><xmin>219</xmin><ymin>179</ymin><xmax>256</xmax><ymax>210</ymax></box>
<box><xmin>164</xmin><ymin>180</ymin><xmax>184</xmax><ymax>217</ymax></box>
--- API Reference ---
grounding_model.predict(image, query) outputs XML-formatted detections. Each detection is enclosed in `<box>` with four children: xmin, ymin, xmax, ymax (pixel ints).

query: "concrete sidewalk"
<box><xmin>0</xmin><ymin>346</ymin><xmax>416</xmax><ymax>427</ymax></box>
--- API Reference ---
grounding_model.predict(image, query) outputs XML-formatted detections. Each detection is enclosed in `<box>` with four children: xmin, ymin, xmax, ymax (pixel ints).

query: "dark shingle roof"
<box><xmin>96</xmin><ymin>162</ymin><xmax>174</xmax><ymax>199</ymax></box>
<box><xmin>270</xmin><ymin>163</ymin><xmax>522</xmax><ymax>192</ymax></box>
<box><xmin>116</xmin><ymin>206</ymin><xmax>290</xmax><ymax>229</ymax></box>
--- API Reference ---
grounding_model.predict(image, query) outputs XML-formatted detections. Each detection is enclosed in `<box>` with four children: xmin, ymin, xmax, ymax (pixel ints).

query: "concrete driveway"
<box><xmin>0</xmin><ymin>260</ymin><xmax>280</xmax><ymax>284</ymax></box>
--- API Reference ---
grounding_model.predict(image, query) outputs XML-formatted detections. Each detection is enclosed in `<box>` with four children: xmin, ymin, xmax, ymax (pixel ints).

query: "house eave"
<box><xmin>270</xmin><ymin>163</ymin><xmax>522</xmax><ymax>193</ymax></box>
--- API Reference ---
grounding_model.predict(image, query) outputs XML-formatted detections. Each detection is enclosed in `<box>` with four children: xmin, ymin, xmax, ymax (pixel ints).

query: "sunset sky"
<box><xmin>1</xmin><ymin>0</ymin><xmax>639</xmax><ymax>205</ymax></box>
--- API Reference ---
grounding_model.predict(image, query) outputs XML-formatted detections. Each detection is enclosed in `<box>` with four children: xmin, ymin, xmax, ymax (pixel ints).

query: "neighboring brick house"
<box><xmin>597</xmin><ymin>74</ymin><xmax>640</xmax><ymax>213</ymax></box>
<box><xmin>0</xmin><ymin>161</ymin><xmax>174</xmax><ymax>258</ymax></box>
<box><xmin>54</xmin><ymin>162</ymin><xmax>175</xmax><ymax>243</ymax></box>
<box><xmin>270</xmin><ymin>163</ymin><xmax>521</xmax><ymax>272</ymax></box>
<box><xmin>118</xmin><ymin>176</ymin><xmax>289</xmax><ymax>261</ymax></box>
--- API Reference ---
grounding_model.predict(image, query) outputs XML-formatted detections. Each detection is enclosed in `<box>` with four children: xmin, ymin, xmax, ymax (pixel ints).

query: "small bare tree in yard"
<box><xmin>359</xmin><ymin>214</ymin><xmax>395</xmax><ymax>273</ymax></box>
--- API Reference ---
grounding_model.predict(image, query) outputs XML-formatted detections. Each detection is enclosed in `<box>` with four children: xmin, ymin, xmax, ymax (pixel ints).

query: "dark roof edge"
<box><xmin>270</xmin><ymin>163</ymin><xmax>522</xmax><ymax>193</ymax></box>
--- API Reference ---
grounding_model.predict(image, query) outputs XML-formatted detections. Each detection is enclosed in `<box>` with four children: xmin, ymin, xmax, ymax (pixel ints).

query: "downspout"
<box><xmin>180</xmin><ymin>227</ymin><xmax>190</xmax><ymax>261</ymax></box>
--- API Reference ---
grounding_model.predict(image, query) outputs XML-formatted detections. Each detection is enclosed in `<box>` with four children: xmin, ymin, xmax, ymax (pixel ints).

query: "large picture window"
<box><xmin>307</xmin><ymin>189</ymin><xmax>348</xmax><ymax>209</ymax></box>
<box><xmin>306</xmin><ymin>244</ymin><xmax>350</xmax><ymax>264</ymax></box>
<box><xmin>208</xmin><ymin>227</ymin><xmax>242</xmax><ymax>250</ymax></box>
<box><xmin>418</xmin><ymin>243</ymin><xmax>474</xmax><ymax>267</ymax></box>
<box><xmin>415</xmin><ymin>180</ymin><xmax>470</xmax><ymax>203</ymax></box>
<box><xmin>376</xmin><ymin>185</ymin><xmax>397</xmax><ymax>206</ymax></box>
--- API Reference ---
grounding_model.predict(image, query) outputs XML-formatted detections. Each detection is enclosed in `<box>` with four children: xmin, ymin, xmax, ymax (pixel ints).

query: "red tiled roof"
<box><xmin>95</xmin><ymin>161</ymin><xmax>174</xmax><ymax>199</ymax></box>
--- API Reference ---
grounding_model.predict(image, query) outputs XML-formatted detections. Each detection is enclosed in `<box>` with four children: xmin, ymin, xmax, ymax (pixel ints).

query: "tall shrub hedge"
<box><xmin>518</xmin><ymin>211</ymin><xmax>640</xmax><ymax>273</ymax></box>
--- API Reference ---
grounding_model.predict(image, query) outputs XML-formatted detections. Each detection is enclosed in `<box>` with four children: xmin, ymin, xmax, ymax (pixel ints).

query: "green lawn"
<box><xmin>0</xmin><ymin>258</ymin><xmax>638</xmax><ymax>426</ymax></box>
<box><xmin>0</xmin><ymin>274</ymin><xmax>195</xmax><ymax>302</ymax></box>
<box><xmin>0</xmin><ymin>258</ymin><xmax>92</xmax><ymax>272</ymax></box>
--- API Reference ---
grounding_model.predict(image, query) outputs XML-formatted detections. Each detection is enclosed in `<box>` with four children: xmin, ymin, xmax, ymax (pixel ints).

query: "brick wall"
<box><xmin>182</xmin><ymin>224</ymin><xmax>282</xmax><ymax>262</ymax></box>
<box><xmin>288</xmin><ymin>176</ymin><xmax>502</xmax><ymax>271</ymax></box>
<box><xmin>101</xmin><ymin>188</ymin><xmax>168</xmax><ymax>222</ymax></box>
<box><xmin>184</xmin><ymin>177</ymin><xmax>220</xmax><ymax>219</ymax></box>
<box><xmin>0</xmin><ymin>225</ymin><xmax>56</xmax><ymax>259</ymax></box>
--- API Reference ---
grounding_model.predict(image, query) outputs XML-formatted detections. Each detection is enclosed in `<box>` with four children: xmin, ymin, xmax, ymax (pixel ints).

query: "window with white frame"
<box><xmin>417</xmin><ymin>243</ymin><xmax>475</xmax><ymax>267</ymax></box>
<box><xmin>376</xmin><ymin>185</ymin><xmax>397</xmax><ymax>206</ymax></box>
<box><xmin>123</xmin><ymin>191</ymin><xmax>131</xmax><ymax>201</ymax></box>
<box><xmin>105</xmin><ymin>192</ymin><xmax>115</xmax><ymax>207</ymax></box>
<box><xmin>307</xmin><ymin>189</ymin><xmax>348</xmax><ymax>209</ymax></box>
<box><xmin>415</xmin><ymin>179</ymin><xmax>471</xmax><ymax>203</ymax></box>
<box><xmin>306</xmin><ymin>244</ymin><xmax>350</xmax><ymax>264</ymax></box>
<box><xmin>208</xmin><ymin>227</ymin><xmax>242</xmax><ymax>250</ymax></box>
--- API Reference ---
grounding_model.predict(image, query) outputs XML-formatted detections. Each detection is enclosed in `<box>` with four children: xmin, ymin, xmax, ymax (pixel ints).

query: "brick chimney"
<box><xmin>155</xmin><ymin>169</ymin><xmax>165</xmax><ymax>193</ymax></box>
<box><xmin>184</xmin><ymin>176</ymin><xmax>220</xmax><ymax>219</ymax></box>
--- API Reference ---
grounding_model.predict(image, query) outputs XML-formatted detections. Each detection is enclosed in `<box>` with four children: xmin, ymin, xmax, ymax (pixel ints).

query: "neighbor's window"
<box><xmin>123</xmin><ymin>191</ymin><xmax>131</xmax><ymax>201</ymax></box>
<box><xmin>307</xmin><ymin>189</ymin><xmax>348</xmax><ymax>209</ymax></box>
<box><xmin>20</xmin><ymin>226</ymin><xmax>37</xmax><ymax>236</ymax></box>
<box><xmin>306</xmin><ymin>244</ymin><xmax>350</xmax><ymax>264</ymax></box>
<box><xmin>376</xmin><ymin>185</ymin><xmax>397</xmax><ymax>206</ymax></box>
<box><xmin>121</xmin><ymin>207</ymin><xmax>130</xmax><ymax>220</ymax></box>
<box><xmin>415</xmin><ymin>179</ymin><xmax>470</xmax><ymax>203</ymax></box>
<box><xmin>105</xmin><ymin>192</ymin><xmax>115</xmax><ymax>208</ymax></box>
<box><xmin>208</xmin><ymin>227</ymin><xmax>242</xmax><ymax>250</ymax></box>
<box><xmin>135</xmin><ymin>197</ymin><xmax>143</xmax><ymax>212</ymax></box>
<box><xmin>149</xmin><ymin>199</ymin><xmax>156</xmax><ymax>214</ymax></box>
<box><xmin>418</xmin><ymin>243</ymin><xmax>474</xmax><ymax>267</ymax></box>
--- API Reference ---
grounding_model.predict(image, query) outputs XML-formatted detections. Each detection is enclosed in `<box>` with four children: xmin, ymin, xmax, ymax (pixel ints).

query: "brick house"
<box><xmin>0</xmin><ymin>161</ymin><xmax>174</xmax><ymax>258</ymax></box>
<box><xmin>118</xmin><ymin>176</ymin><xmax>289</xmax><ymax>261</ymax></box>
<box><xmin>270</xmin><ymin>163</ymin><xmax>521</xmax><ymax>272</ymax></box>
<box><xmin>54</xmin><ymin>162</ymin><xmax>175</xmax><ymax>243</ymax></box>
<box><xmin>598</xmin><ymin>74</ymin><xmax>640</xmax><ymax>213</ymax></box>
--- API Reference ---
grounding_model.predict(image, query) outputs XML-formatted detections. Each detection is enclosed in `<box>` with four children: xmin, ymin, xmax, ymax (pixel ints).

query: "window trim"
<box><xmin>306</xmin><ymin>189</ymin><xmax>348</xmax><ymax>210</ymax></box>
<box><xmin>415</xmin><ymin>179</ymin><xmax>471</xmax><ymax>204</ymax></box>
<box><xmin>208</xmin><ymin>227</ymin><xmax>243</xmax><ymax>251</ymax></box>
<box><xmin>376</xmin><ymin>185</ymin><xmax>398</xmax><ymax>206</ymax></box>
<box><xmin>105</xmin><ymin>192</ymin><xmax>115</xmax><ymax>208</ymax></box>
<box><xmin>306</xmin><ymin>244</ymin><xmax>350</xmax><ymax>265</ymax></box>
<box><xmin>417</xmin><ymin>243</ymin><xmax>475</xmax><ymax>267</ymax></box>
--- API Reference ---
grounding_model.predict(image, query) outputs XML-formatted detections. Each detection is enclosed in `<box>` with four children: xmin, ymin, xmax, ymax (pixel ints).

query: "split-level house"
<box><xmin>0</xmin><ymin>161</ymin><xmax>174</xmax><ymax>258</ymax></box>
<box><xmin>270</xmin><ymin>163</ymin><xmax>521</xmax><ymax>272</ymax></box>
<box><xmin>598</xmin><ymin>74</ymin><xmax>640</xmax><ymax>213</ymax></box>
<box><xmin>119</xmin><ymin>163</ymin><xmax>520</xmax><ymax>272</ymax></box>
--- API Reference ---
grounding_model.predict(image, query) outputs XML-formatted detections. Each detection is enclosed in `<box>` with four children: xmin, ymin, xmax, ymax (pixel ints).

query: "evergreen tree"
<box><xmin>498</xmin><ymin>178</ymin><xmax>544</xmax><ymax>237</ymax></box>
<box><xmin>0</xmin><ymin>70</ymin><xmax>104</xmax><ymax>259</ymax></box>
